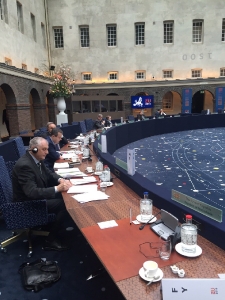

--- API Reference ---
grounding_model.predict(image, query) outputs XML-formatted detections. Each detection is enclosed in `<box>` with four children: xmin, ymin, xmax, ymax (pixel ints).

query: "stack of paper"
<box><xmin>67</xmin><ymin>184</ymin><xmax>98</xmax><ymax>194</ymax></box>
<box><xmin>54</xmin><ymin>162</ymin><xmax>69</xmax><ymax>169</ymax></box>
<box><xmin>72</xmin><ymin>191</ymin><xmax>109</xmax><ymax>203</ymax></box>
<box><xmin>97</xmin><ymin>220</ymin><xmax>118</xmax><ymax>229</ymax></box>
<box><xmin>70</xmin><ymin>176</ymin><xmax>97</xmax><ymax>185</ymax></box>
<box><xmin>56</xmin><ymin>168</ymin><xmax>87</xmax><ymax>178</ymax></box>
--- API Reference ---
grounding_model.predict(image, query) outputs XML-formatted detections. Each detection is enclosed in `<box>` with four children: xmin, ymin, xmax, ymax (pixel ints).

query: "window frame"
<box><xmin>108</xmin><ymin>72</ymin><xmax>118</xmax><ymax>80</ymax></box>
<box><xmin>30</xmin><ymin>13</ymin><xmax>36</xmax><ymax>42</ymax></box>
<box><xmin>41</xmin><ymin>22</ymin><xmax>46</xmax><ymax>48</ymax></box>
<box><xmin>163</xmin><ymin>70</ymin><xmax>173</xmax><ymax>78</ymax></box>
<box><xmin>22</xmin><ymin>63</ymin><xmax>27</xmax><ymax>70</ymax></box>
<box><xmin>135</xmin><ymin>71</ymin><xmax>146</xmax><ymax>80</ymax></box>
<box><xmin>82</xmin><ymin>73</ymin><xmax>92</xmax><ymax>81</ymax></box>
<box><xmin>53</xmin><ymin>27</ymin><xmax>64</xmax><ymax>49</ymax></box>
<box><xmin>191</xmin><ymin>69</ymin><xmax>202</xmax><ymax>78</ymax></box>
<box><xmin>220</xmin><ymin>68</ymin><xmax>225</xmax><ymax>77</ymax></box>
<box><xmin>107</xmin><ymin>24</ymin><xmax>117</xmax><ymax>47</ymax></box>
<box><xmin>80</xmin><ymin>26</ymin><xmax>90</xmax><ymax>48</ymax></box>
<box><xmin>192</xmin><ymin>19</ymin><xmax>203</xmax><ymax>43</ymax></box>
<box><xmin>135</xmin><ymin>22</ymin><xmax>145</xmax><ymax>46</ymax></box>
<box><xmin>164</xmin><ymin>21</ymin><xmax>174</xmax><ymax>44</ymax></box>
<box><xmin>222</xmin><ymin>18</ymin><xmax>225</xmax><ymax>42</ymax></box>
<box><xmin>17</xmin><ymin>1</ymin><xmax>24</xmax><ymax>33</ymax></box>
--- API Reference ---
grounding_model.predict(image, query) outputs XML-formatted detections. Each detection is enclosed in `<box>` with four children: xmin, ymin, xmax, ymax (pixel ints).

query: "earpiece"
<box><xmin>28</xmin><ymin>147</ymin><xmax>38</xmax><ymax>153</ymax></box>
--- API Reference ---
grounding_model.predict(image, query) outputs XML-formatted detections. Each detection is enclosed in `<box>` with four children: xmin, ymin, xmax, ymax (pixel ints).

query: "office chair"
<box><xmin>128</xmin><ymin>115</ymin><xmax>135</xmax><ymax>122</ymax></box>
<box><xmin>0</xmin><ymin>156</ymin><xmax>55</xmax><ymax>257</ymax></box>
<box><xmin>79</xmin><ymin>121</ymin><xmax>87</xmax><ymax>134</ymax></box>
<box><xmin>61</xmin><ymin>123</ymin><xmax>69</xmax><ymax>127</ymax></box>
<box><xmin>12</xmin><ymin>137</ymin><xmax>26</xmax><ymax>156</ymax></box>
<box><xmin>85</xmin><ymin>119</ymin><xmax>94</xmax><ymax>131</ymax></box>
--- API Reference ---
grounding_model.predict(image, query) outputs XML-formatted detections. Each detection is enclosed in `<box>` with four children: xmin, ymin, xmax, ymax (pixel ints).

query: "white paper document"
<box><xmin>72</xmin><ymin>191</ymin><xmax>109</xmax><ymax>203</ymax></box>
<box><xmin>56</xmin><ymin>168</ymin><xmax>80</xmax><ymax>174</ymax></box>
<box><xmin>67</xmin><ymin>184</ymin><xmax>98</xmax><ymax>194</ymax></box>
<box><xmin>97</xmin><ymin>220</ymin><xmax>118</xmax><ymax>229</ymax></box>
<box><xmin>61</xmin><ymin>152</ymin><xmax>77</xmax><ymax>159</ymax></box>
<box><xmin>54</xmin><ymin>162</ymin><xmax>69</xmax><ymax>169</ymax></box>
<box><xmin>70</xmin><ymin>177</ymin><xmax>97</xmax><ymax>185</ymax></box>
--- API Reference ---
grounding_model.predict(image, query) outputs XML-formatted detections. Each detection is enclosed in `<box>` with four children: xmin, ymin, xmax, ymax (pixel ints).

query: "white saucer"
<box><xmin>139</xmin><ymin>267</ymin><xmax>163</xmax><ymax>282</ymax></box>
<box><xmin>86</xmin><ymin>170</ymin><xmax>94</xmax><ymax>174</ymax></box>
<box><xmin>106</xmin><ymin>182</ymin><xmax>114</xmax><ymax>187</ymax></box>
<box><xmin>94</xmin><ymin>172</ymin><xmax>102</xmax><ymax>176</ymax></box>
<box><xmin>175</xmin><ymin>242</ymin><xmax>202</xmax><ymax>257</ymax></box>
<box><xmin>136</xmin><ymin>215</ymin><xmax>157</xmax><ymax>224</ymax></box>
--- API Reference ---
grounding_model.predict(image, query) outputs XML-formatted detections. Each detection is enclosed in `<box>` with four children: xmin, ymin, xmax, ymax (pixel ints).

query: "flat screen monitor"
<box><xmin>131</xmin><ymin>95</ymin><xmax>154</xmax><ymax>109</ymax></box>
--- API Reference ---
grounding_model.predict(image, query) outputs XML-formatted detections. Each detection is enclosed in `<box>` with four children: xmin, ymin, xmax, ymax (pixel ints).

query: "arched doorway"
<box><xmin>162</xmin><ymin>91</ymin><xmax>181</xmax><ymax>114</ymax></box>
<box><xmin>192</xmin><ymin>90</ymin><xmax>214</xmax><ymax>113</ymax></box>
<box><xmin>30</xmin><ymin>88</ymin><xmax>42</xmax><ymax>130</ymax></box>
<box><xmin>0</xmin><ymin>84</ymin><xmax>17</xmax><ymax>139</ymax></box>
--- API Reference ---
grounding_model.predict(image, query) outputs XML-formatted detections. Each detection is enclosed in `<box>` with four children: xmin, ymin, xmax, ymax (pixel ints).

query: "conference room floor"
<box><xmin>61</xmin><ymin>144</ymin><xmax>225</xmax><ymax>300</ymax></box>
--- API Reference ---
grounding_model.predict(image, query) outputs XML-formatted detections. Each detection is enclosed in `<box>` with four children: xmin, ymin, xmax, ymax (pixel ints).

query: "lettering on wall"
<box><xmin>182</xmin><ymin>53</ymin><xmax>212</xmax><ymax>60</ymax></box>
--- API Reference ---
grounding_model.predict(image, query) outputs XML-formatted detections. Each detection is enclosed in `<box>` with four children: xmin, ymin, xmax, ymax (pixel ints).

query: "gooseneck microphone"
<box><xmin>139</xmin><ymin>210</ymin><xmax>161</xmax><ymax>230</ymax></box>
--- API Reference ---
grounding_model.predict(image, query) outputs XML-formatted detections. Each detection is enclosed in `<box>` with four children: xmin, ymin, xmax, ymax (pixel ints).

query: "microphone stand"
<box><xmin>139</xmin><ymin>210</ymin><xmax>161</xmax><ymax>230</ymax></box>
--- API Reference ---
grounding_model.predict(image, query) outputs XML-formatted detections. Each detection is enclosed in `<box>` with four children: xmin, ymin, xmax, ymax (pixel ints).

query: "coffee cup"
<box><xmin>86</xmin><ymin>167</ymin><xmax>93</xmax><ymax>173</ymax></box>
<box><xmin>143</xmin><ymin>261</ymin><xmax>158</xmax><ymax>278</ymax></box>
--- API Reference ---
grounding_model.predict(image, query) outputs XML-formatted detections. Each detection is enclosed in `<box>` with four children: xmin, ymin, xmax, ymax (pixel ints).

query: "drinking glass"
<box><xmin>158</xmin><ymin>236</ymin><xmax>171</xmax><ymax>260</ymax></box>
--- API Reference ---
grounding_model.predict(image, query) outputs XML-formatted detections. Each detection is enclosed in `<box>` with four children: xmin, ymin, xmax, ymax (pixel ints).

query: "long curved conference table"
<box><xmin>62</xmin><ymin>114</ymin><xmax>225</xmax><ymax>300</ymax></box>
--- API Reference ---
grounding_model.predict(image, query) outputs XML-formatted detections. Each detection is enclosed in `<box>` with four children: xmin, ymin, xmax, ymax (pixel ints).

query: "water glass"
<box><xmin>100</xmin><ymin>182</ymin><xmax>107</xmax><ymax>193</ymax></box>
<box><xmin>158</xmin><ymin>237</ymin><xmax>171</xmax><ymax>260</ymax></box>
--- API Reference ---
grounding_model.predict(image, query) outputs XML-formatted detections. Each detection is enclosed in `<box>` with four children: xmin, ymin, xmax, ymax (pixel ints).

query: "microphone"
<box><xmin>139</xmin><ymin>210</ymin><xmax>161</xmax><ymax>230</ymax></box>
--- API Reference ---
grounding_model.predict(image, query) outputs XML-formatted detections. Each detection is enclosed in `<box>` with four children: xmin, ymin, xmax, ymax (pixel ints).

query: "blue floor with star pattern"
<box><xmin>113</xmin><ymin>127</ymin><xmax>225</xmax><ymax>217</ymax></box>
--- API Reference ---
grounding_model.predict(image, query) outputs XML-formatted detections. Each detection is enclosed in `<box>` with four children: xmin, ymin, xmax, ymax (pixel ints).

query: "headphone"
<box><xmin>29</xmin><ymin>147</ymin><xmax>38</xmax><ymax>153</ymax></box>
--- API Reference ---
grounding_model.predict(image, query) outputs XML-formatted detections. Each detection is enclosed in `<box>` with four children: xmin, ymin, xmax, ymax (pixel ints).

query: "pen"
<box><xmin>130</xmin><ymin>207</ymin><xmax>132</xmax><ymax>225</ymax></box>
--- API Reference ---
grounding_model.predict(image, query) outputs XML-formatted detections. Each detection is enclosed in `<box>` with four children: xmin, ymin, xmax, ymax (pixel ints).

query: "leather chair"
<box><xmin>0</xmin><ymin>156</ymin><xmax>55</xmax><ymax>257</ymax></box>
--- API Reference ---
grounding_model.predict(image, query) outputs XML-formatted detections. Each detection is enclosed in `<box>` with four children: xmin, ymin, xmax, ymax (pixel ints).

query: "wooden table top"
<box><xmin>61</xmin><ymin>145</ymin><xmax>225</xmax><ymax>300</ymax></box>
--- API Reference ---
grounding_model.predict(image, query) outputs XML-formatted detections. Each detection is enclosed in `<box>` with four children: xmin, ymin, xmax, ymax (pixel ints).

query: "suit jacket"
<box><xmin>12</xmin><ymin>152</ymin><xmax>61</xmax><ymax>202</ymax></box>
<box><xmin>93</xmin><ymin>120</ymin><xmax>104</xmax><ymax>129</ymax></box>
<box><xmin>44</xmin><ymin>136</ymin><xmax>61</xmax><ymax>172</ymax></box>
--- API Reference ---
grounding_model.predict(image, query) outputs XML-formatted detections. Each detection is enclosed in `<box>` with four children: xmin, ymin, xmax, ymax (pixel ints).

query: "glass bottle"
<box><xmin>140</xmin><ymin>192</ymin><xmax>152</xmax><ymax>222</ymax></box>
<box><xmin>102</xmin><ymin>165</ymin><xmax>110</xmax><ymax>182</ymax></box>
<box><xmin>181</xmin><ymin>215</ymin><xmax>197</xmax><ymax>254</ymax></box>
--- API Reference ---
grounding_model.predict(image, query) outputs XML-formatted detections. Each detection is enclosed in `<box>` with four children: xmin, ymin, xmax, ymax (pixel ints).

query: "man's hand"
<box><xmin>57</xmin><ymin>179</ymin><xmax>73</xmax><ymax>192</ymax></box>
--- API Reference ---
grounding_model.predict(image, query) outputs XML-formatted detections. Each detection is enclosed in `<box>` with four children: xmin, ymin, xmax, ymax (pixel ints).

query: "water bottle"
<box><xmin>181</xmin><ymin>215</ymin><xmax>197</xmax><ymax>254</ymax></box>
<box><xmin>140</xmin><ymin>192</ymin><xmax>152</xmax><ymax>222</ymax></box>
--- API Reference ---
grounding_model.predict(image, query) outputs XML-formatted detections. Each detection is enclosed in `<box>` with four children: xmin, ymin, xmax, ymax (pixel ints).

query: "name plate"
<box><xmin>171</xmin><ymin>189</ymin><xmax>222</xmax><ymax>222</ymax></box>
<box><xmin>101</xmin><ymin>135</ymin><xmax>107</xmax><ymax>153</ymax></box>
<box><xmin>162</xmin><ymin>278</ymin><xmax>225</xmax><ymax>300</ymax></box>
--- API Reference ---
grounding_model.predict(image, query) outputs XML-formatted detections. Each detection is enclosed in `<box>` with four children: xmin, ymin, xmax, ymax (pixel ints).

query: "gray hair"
<box><xmin>46</xmin><ymin>121</ymin><xmax>55</xmax><ymax>130</ymax></box>
<box><xmin>29</xmin><ymin>137</ymin><xmax>48</xmax><ymax>150</ymax></box>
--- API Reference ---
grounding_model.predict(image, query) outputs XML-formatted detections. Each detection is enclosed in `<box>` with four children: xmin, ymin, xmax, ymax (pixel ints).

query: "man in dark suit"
<box><xmin>12</xmin><ymin>137</ymin><xmax>73</xmax><ymax>251</ymax></box>
<box><xmin>47</xmin><ymin>122</ymin><xmax>68</xmax><ymax>148</ymax></box>
<box><xmin>44</xmin><ymin>127</ymin><xmax>63</xmax><ymax>172</ymax></box>
<box><xmin>93</xmin><ymin>114</ymin><xmax>105</xmax><ymax>129</ymax></box>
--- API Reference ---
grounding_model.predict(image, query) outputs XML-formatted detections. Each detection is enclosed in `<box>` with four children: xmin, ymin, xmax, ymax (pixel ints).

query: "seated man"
<box><xmin>44</xmin><ymin>127</ymin><xmax>63</xmax><ymax>172</ymax></box>
<box><xmin>93</xmin><ymin>114</ymin><xmax>105</xmax><ymax>129</ymax></box>
<box><xmin>137</xmin><ymin>109</ymin><xmax>145</xmax><ymax>121</ymax></box>
<box><xmin>12</xmin><ymin>137</ymin><xmax>73</xmax><ymax>251</ymax></box>
<box><xmin>46</xmin><ymin>122</ymin><xmax>68</xmax><ymax>148</ymax></box>
<box><xmin>105</xmin><ymin>115</ymin><xmax>112</xmax><ymax>127</ymax></box>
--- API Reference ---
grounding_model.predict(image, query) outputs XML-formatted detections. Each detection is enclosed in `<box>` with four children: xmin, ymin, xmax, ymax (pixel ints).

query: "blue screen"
<box><xmin>131</xmin><ymin>96</ymin><xmax>154</xmax><ymax>108</ymax></box>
